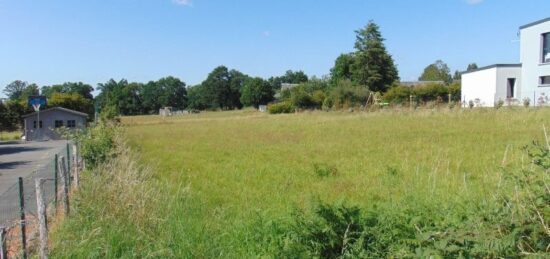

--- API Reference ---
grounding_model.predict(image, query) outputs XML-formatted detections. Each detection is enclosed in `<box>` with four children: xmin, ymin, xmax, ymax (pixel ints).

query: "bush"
<box><xmin>268</xmin><ymin>101</ymin><xmax>295</xmax><ymax>114</ymax></box>
<box><xmin>448</xmin><ymin>81</ymin><xmax>461</xmax><ymax>101</ymax></box>
<box><xmin>290</xmin><ymin>87</ymin><xmax>316</xmax><ymax>109</ymax></box>
<box><xmin>75</xmin><ymin>122</ymin><xmax>117</xmax><ymax>168</ymax></box>
<box><xmin>414</xmin><ymin>83</ymin><xmax>448</xmax><ymax>103</ymax></box>
<box><xmin>383</xmin><ymin>85</ymin><xmax>412</xmax><ymax>104</ymax></box>
<box><xmin>329</xmin><ymin>79</ymin><xmax>370</xmax><ymax>109</ymax></box>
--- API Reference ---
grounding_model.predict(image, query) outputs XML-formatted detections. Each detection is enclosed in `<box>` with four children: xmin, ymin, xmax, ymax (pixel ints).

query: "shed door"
<box><xmin>507</xmin><ymin>78</ymin><xmax>516</xmax><ymax>98</ymax></box>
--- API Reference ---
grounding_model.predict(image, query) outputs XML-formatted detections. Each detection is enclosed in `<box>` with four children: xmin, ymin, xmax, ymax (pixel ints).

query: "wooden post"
<box><xmin>58</xmin><ymin>157</ymin><xmax>70</xmax><ymax>216</ymax></box>
<box><xmin>54</xmin><ymin>154</ymin><xmax>58</xmax><ymax>209</ymax></box>
<box><xmin>18</xmin><ymin>177</ymin><xmax>27</xmax><ymax>259</ymax></box>
<box><xmin>0</xmin><ymin>227</ymin><xmax>7</xmax><ymax>259</ymax></box>
<box><xmin>35</xmin><ymin>178</ymin><xmax>48</xmax><ymax>259</ymax></box>
<box><xmin>72</xmin><ymin>143</ymin><xmax>79</xmax><ymax>188</ymax></box>
<box><xmin>66</xmin><ymin>144</ymin><xmax>71</xmax><ymax>187</ymax></box>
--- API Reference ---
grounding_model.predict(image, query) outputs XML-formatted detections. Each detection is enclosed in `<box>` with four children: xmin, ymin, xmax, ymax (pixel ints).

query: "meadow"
<box><xmin>0</xmin><ymin>131</ymin><xmax>20</xmax><ymax>141</ymax></box>
<box><xmin>51</xmin><ymin>108</ymin><xmax>550</xmax><ymax>258</ymax></box>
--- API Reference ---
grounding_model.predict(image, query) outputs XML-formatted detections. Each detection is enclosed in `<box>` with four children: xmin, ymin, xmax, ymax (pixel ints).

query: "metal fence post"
<box><xmin>18</xmin><ymin>177</ymin><xmax>27</xmax><ymax>259</ymax></box>
<box><xmin>35</xmin><ymin>178</ymin><xmax>49</xmax><ymax>259</ymax></box>
<box><xmin>54</xmin><ymin>154</ymin><xmax>58</xmax><ymax>209</ymax></box>
<box><xmin>0</xmin><ymin>227</ymin><xmax>7</xmax><ymax>259</ymax></box>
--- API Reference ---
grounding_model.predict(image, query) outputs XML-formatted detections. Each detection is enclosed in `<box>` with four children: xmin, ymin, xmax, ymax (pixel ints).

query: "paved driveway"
<box><xmin>0</xmin><ymin>140</ymin><xmax>67</xmax><ymax>195</ymax></box>
<box><xmin>0</xmin><ymin>140</ymin><xmax>67</xmax><ymax>225</ymax></box>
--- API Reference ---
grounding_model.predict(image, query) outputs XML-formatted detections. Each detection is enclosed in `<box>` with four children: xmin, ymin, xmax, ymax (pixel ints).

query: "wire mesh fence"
<box><xmin>0</xmin><ymin>142</ymin><xmax>79</xmax><ymax>259</ymax></box>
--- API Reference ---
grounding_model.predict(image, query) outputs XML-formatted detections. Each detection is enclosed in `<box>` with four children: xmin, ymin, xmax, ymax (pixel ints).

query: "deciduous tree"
<box><xmin>419</xmin><ymin>60</ymin><xmax>452</xmax><ymax>84</ymax></box>
<box><xmin>240</xmin><ymin>77</ymin><xmax>274</xmax><ymax>108</ymax></box>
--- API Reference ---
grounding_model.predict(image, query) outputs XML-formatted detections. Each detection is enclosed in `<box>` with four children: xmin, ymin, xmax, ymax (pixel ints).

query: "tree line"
<box><xmin>1</xmin><ymin>21</ymin><xmax>475</xmax><ymax>130</ymax></box>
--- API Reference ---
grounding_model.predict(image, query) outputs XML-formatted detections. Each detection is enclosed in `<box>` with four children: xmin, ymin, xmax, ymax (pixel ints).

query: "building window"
<box><xmin>541</xmin><ymin>76</ymin><xmax>550</xmax><ymax>86</ymax></box>
<box><xmin>33</xmin><ymin>120</ymin><xmax>43</xmax><ymax>129</ymax></box>
<box><xmin>55</xmin><ymin>120</ymin><xmax>64</xmax><ymax>128</ymax></box>
<box><xmin>543</xmin><ymin>33</ymin><xmax>550</xmax><ymax>63</ymax></box>
<box><xmin>67</xmin><ymin>120</ymin><xmax>76</xmax><ymax>128</ymax></box>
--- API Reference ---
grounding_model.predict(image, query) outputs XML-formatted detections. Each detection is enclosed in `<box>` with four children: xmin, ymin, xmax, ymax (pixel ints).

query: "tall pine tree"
<box><xmin>331</xmin><ymin>21</ymin><xmax>399</xmax><ymax>92</ymax></box>
<box><xmin>350</xmin><ymin>21</ymin><xmax>399</xmax><ymax>92</ymax></box>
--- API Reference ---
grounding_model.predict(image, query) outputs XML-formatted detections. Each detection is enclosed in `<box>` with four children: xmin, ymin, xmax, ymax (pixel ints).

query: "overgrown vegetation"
<box><xmin>50</xmin><ymin>109</ymin><xmax>550</xmax><ymax>257</ymax></box>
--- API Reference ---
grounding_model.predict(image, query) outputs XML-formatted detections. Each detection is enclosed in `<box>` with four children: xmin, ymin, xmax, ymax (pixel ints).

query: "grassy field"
<box><xmin>52</xmin><ymin>108</ymin><xmax>550</xmax><ymax>257</ymax></box>
<box><xmin>0</xmin><ymin>131</ymin><xmax>21</xmax><ymax>141</ymax></box>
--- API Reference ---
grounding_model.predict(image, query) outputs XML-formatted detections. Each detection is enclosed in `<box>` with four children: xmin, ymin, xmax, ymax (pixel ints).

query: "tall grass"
<box><xmin>0</xmin><ymin>131</ymin><xmax>20</xmax><ymax>141</ymax></box>
<box><xmin>51</xmin><ymin>108</ymin><xmax>550</xmax><ymax>257</ymax></box>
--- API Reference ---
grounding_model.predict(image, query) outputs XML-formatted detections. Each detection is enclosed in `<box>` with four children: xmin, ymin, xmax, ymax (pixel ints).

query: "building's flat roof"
<box><xmin>461</xmin><ymin>64</ymin><xmax>522</xmax><ymax>75</ymax></box>
<box><xmin>519</xmin><ymin>17</ymin><xmax>550</xmax><ymax>30</ymax></box>
<box><xmin>22</xmin><ymin>107</ymin><xmax>89</xmax><ymax>118</ymax></box>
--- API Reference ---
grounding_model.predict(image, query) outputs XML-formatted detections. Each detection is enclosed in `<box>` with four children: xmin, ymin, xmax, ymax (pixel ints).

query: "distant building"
<box><xmin>400</xmin><ymin>81</ymin><xmax>445</xmax><ymax>87</ymax></box>
<box><xmin>22</xmin><ymin>107</ymin><xmax>88</xmax><ymax>141</ymax></box>
<box><xmin>281</xmin><ymin>83</ymin><xmax>300</xmax><ymax>91</ymax></box>
<box><xmin>462</xmin><ymin>17</ymin><xmax>550</xmax><ymax>107</ymax></box>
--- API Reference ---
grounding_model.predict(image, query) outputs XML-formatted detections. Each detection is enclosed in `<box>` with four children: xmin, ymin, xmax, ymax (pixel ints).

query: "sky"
<box><xmin>0</xmin><ymin>0</ymin><xmax>549</xmax><ymax>97</ymax></box>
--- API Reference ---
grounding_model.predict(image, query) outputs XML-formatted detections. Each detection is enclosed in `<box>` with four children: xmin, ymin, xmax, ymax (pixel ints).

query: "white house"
<box><xmin>462</xmin><ymin>17</ymin><xmax>550</xmax><ymax>107</ymax></box>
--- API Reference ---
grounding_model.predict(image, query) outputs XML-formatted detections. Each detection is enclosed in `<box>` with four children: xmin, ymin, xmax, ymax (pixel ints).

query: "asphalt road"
<box><xmin>0</xmin><ymin>140</ymin><xmax>67</xmax><ymax>225</ymax></box>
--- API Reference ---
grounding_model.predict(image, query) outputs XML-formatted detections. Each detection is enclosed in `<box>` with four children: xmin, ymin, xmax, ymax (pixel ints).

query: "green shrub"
<box><xmin>75</xmin><ymin>122</ymin><xmax>117</xmax><ymax>168</ymax></box>
<box><xmin>448</xmin><ymin>81</ymin><xmax>461</xmax><ymax>101</ymax></box>
<box><xmin>322</xmin><ymin>97</ymin><xmax>334</xmax><ymax>111</ymax></box>
<box><xmin>383</xmin><ymin>85</ymin><xmax>412</xmax><ymax>104</ymax></box>
<box><xmin>290</xmin><ymin>87</ymin><xmax>316</xmax><ymax>109</ymax></box>
<box><xmin>268</xmin><ymin>101</ymin><xmax>295</xmax><ymax>114</ymax></box>
<box><xmin>329</xmin><ymin>79</ymin><xmax>370</xmax><ymax>109</ymax></box>
<box><xmin>414</xmin><ymin>83</ymin><xmax>448</xmax><ymax>103</ymax></box>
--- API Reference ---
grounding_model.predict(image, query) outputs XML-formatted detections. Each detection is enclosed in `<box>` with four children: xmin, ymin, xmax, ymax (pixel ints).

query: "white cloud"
<box><xmin>172</xmin><ymin>0</ymin><xmax>192</xmax><ymax>6</ymax></box>
<box><xmin>465</xmin><ymin>0</ymin><xmax>484</xmax><ymax>5</ymax></box>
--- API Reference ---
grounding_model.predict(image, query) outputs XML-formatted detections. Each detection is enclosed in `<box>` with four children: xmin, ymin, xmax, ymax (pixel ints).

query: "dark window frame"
<box><xmin>33</xmin><ymin>120</ymin><xmax>43</xmax><ymax>129</ymax></box>
<box><xmin>543</xmin><ymin>32</ymin><xmax>550</xmax><ymax>63</ymax></box>
<box><xmin>541</xmin><ymin>76</ymin><xmax>550</xmax><ymax>86</ymax></box>
<box><xmin>54</xmin><ymin>120</ymin><xmax>64</xmax><ymax>128</ymax></box>
<box><xmin>67</xmin><ymin>120</ymin><xmax>76</xmax><ymax>128</ymax></box>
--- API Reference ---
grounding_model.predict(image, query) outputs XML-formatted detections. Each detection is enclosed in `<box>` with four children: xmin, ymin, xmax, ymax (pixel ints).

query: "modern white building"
<box><xmin>462</xmin><ymin>17</ymin><xmax>550</xmax><ymax>107</ymax></box>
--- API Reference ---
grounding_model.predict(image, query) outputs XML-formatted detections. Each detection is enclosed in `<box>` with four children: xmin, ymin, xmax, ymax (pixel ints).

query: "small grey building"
<box><xmin>22</xmin><ymin>107</ymin><xmax>88</xmax><ymax>141</ymax></box>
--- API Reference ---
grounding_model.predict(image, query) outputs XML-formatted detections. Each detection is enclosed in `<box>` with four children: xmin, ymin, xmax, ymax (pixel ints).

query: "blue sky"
<box><xmin>0</xmin><ymin>0</ymin><xmax>548</xmax><ymax>97</ymax></box>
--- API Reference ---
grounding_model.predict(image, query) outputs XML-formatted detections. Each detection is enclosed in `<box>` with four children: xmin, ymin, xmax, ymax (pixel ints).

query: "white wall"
<box><xmin>461</xmin><ymin>68</ymin><xmax>497</xmax><ymax>107</ymax></box>
<box><xmin>495</xmin><ymin>67</ymin><xmax>522</xmax><ymax>102</ymax></box>
<box><xmin>520</xmin><ymin>20</ymin><xmax>550</xmax><ymax>105</ymax></box>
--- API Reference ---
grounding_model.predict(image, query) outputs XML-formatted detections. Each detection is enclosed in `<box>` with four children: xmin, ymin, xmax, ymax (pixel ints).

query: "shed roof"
<box><xmin>22</xmin><ymin>107</ymin><xmax>89</xmax><ymax>118</ymax></box>
<box><xmin>460</xmin><ymin>64</ymin><xmax>522</xmax><ymax>75</ymax></box>
<box><xmin>519</xmin><ymin>17</ymin><xmax>550</xmax><ymax>30</ymax></box>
